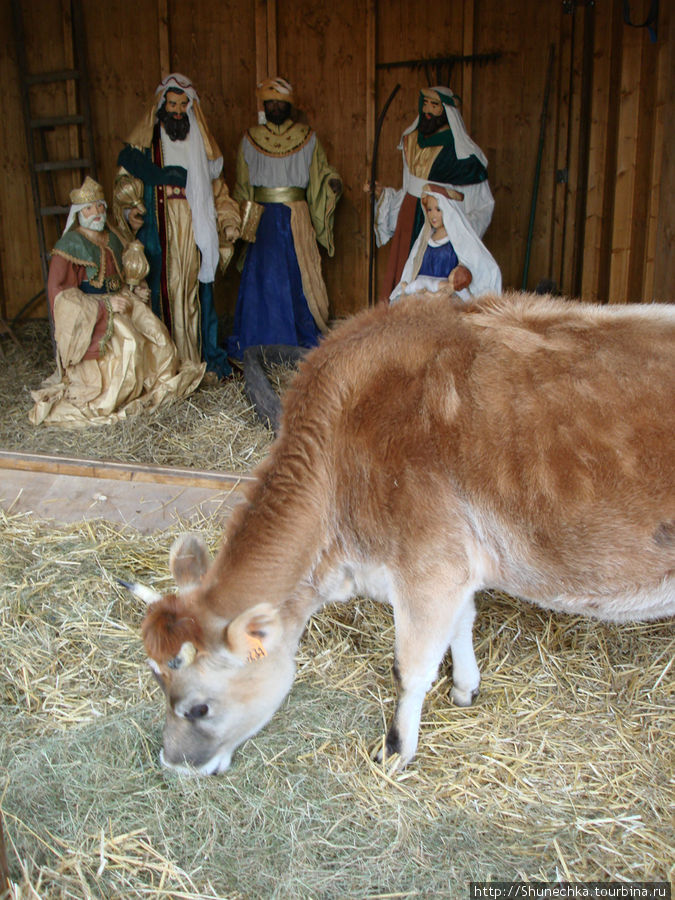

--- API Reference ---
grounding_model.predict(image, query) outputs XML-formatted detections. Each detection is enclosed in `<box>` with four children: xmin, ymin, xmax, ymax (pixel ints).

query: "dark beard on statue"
<box><xmin>264</xmin><ymin>102</ymin><xmax>291</xmax><ymax>126</ymax></box>
<box><xmin>157</xmin><ymin>102</ymin><xmax>191</xmax><ymax>141</ymax></box>
<box><xmin>418</xmin><ymin>112</ymin><xmax>447</xmax><ymax>136</ymax></box>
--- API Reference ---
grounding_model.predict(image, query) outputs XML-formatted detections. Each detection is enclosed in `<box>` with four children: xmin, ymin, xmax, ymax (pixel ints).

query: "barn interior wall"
<box><xmin>1</xmin><ymin>0</ymin><xmax>672</xmax><ymax>326</ymax></box>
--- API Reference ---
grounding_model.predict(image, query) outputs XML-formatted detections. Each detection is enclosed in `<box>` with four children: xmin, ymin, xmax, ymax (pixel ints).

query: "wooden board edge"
<box><xmin>0</xmin><ymin>451</ymin><xmax>255</xmax><ymax>491</ymax></box>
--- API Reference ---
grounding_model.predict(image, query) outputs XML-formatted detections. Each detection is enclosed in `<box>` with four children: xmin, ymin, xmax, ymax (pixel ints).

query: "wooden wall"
<box><xmin>276</xmin><ymin>0</ymin><xmax>371</xmax><ymax>317</ymax></box>
<box><xmin>1</xmin><ymin>0</ymin><xmax>673</xmax><ymax>326</ymax></box>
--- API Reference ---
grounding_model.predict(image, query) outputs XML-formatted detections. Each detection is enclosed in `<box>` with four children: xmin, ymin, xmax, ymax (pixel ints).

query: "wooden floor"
<box><xmin>0</xmin><ymin>451</ymin><xmax>253</xmax><ymax>533</ymax></box>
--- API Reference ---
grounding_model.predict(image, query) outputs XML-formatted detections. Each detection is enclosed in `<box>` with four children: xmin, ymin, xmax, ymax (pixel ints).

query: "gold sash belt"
<box><xmin>253</xmin><ymin>186</ymin><xmax>306</xmax><ymax>203</ymax></box>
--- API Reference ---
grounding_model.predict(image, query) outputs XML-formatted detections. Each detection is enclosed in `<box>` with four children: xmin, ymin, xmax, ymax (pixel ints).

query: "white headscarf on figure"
<box><xmin>62</xmin><ymin>176</ymin><xmax>108</xmax><ymax>235</ymax></box>
<box><xmin>399</xmin><ymin>86</ymin><xmax>488</xmax><ymax>167</ymax></box>
<box><xmin>390</xmin><ymin>183</ymin><xmax>501</xmax><ymax>303</ymax></box>
<box><xmin>156</xmin><ymin>73</ymin><xmax>222</xmax><ymax>283</ymax></box>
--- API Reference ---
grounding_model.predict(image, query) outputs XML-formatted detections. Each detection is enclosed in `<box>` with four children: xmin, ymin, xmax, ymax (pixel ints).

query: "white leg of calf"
<box><xmin>448</xmin><ymin>597</ymin><xmax>480</xmax><ymax>707</ymax></box>
<box><xmin>382</xmin><ymin>662</ymin><xmax>441</xmax><ymax>767</ymax></box>
<box><xmin>380</xmin><ymin>585</ymin><xmax>478</xmax><ymax>767</ymax></box>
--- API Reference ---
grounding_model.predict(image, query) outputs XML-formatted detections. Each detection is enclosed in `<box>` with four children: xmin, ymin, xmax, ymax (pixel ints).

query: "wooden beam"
<box><xmin>255</xmin><ymin>0</ymin><xmax>277</xmax><ymax>120</ymax></box>
<box><xmin>643</xmin><ymin>0</ymin><xmax>671</xmax><ymax>302</ymax></box>
<box><xmin>651</xmin><ymin>0</ymin><xmax>674</xmax><ymax>302</ymax></box>
<box><xmin>366</xmin><ymin>0</ymin><xmax>376</xmax><ymax>157</ymax></box>
<box><xmin>62</xmin><ymin>0</ymin><xmax>79</xmax><ymax>184</ymax></box>
<box><xmin>255</xmin><ymin>0</ymin><xmax>267</xmax><ymax>87</ymax></box>
<box><xmin>461</xmin><ymin>0</ymin><xmax>475</xmax><ymax>127</ymax></box>
<box><xmin>581</xmin><ymin>1</ymin><xmax>616</xmax><ymax>302</ymax></box>
<box><xmin>255</xmin><ymin>0</ymin><xmax>277</xmax><ymax>86</ymax></box>
<box><xmin>267</xmin><ymin>0</ymin><xmax>277</xmax><ymax>79</ymax></box>
<box><xmin>608</xmin><ymin>20</ymin><xmax>643</xmax><ymax>303</ymax></box>
<box><xmin>566</xmin><ymin>2</ymin><xmax>594</xmax><ymax>299</ymax></box>
<box><xmin>157</xmin><ymin>0</ymin><xmax>170</xmax><ymax>79</ymax></box>
<box><xmin>0</xmin><ymin>451</ymin><xmax>254</xmax><ymax>491</ymax></box>
<box><xmin>365</xmin><ymin>0</ymin><xmax>376</xmax><ymax>298</ymax></box>
<box><xmin>551</xmin><ymin>9</ymin><xmax>572</xmax><ymax>294</ymax></box>
<box><xmin>626</xmin><ymin>25</ymin><xmax>658</xmax><ymax>303</ymax></box>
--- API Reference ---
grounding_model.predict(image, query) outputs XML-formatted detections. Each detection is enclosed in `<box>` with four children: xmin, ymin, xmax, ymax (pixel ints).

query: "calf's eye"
<box><xmin>185</xmin><ymin>703</ymin><xmax>209</xmax><ymax>721</ymax></box>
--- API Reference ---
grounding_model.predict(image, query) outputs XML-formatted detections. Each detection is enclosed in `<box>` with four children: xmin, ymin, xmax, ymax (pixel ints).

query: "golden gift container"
<box><xmin>122</xmin><ymin>240</ymin><xmax>150</xmax><ymax>286</ymax></box>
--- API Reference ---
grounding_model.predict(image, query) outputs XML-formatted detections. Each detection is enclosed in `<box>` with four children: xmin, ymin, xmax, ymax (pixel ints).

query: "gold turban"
<box><xmin>256</xmin><ymin>77</ymin><xmax>294</xmax><ymax>104</ymax></box>
<box><xmin>70</xmin><ymin>176</ymin><xmax>105</xmax><ymax>206</ymax></box>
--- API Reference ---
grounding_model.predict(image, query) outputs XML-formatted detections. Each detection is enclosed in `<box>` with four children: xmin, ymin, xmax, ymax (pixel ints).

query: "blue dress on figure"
<box><xmin>228</xmin><ymin>116</ymin><xmax>342</xmax><ymax>360</ymax></box>
<box><xmin>417</xmin><ymin>240</ymin><xmax>459</xmax><ymax>278</ymax></box>
<box><xmin>227</xmin><ymin>203</ymin><xmax>320</xmax><ymax>359</ymax></box>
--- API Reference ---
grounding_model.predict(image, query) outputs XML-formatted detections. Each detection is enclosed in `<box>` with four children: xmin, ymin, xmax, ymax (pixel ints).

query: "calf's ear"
<box><xmin>224</xmin><ymin>603</ymin><xmax>283</xmax><ymax>662</ymax></box>
<box><xmin>169</xmin><ymin>533</ymin><xmax>211</xmax><ymax>589</ymax></box>
<box><xmin>142</xmin><ymin>595</ymin><xmax>203</xmax><ymax>663</ymax></box>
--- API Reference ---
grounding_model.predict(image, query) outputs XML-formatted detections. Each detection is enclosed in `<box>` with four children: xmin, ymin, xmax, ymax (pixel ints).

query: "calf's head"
<box><xmin>132</xmin><ymin>534</ymin><xmax>296</xmax><ymax>775</ymax></box>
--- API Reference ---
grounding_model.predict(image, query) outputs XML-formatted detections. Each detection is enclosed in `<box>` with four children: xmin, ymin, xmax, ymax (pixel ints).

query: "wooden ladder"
<box><xmin>10</xmin><ymin>0</ymin><xmax>98</xmax><ymax>326</ymax></box>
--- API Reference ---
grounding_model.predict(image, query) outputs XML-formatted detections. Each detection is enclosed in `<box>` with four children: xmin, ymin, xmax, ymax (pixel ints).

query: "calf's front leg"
<box><xmin>378</xmin><ymin>586</ymin><xmax>480</xmax><ymax>768</ymax></box>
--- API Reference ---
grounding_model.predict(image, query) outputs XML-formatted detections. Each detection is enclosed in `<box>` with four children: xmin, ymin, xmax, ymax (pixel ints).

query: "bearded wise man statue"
<box><xmin>114</xmin><ymin>73</ymin><xmax>240</xmax><ymax>380</ymax></box>
<box><xmin>30</xmin><ymin>177</ymin><xmax>204</xmax><ymax>427</ymax></box>
<box><xmin>227</xmin><ymin>76</ymin><xmax>342</xmax><ymax>360</ymax></box>
<box><xmin>366</xmin><ymin>85</ymin><xmax>495</xmax><ymax>302</ymax></box>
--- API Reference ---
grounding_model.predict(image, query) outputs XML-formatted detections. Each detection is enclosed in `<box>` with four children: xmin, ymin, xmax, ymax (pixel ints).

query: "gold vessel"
<box><xmin>122</xmin><ymin>240</ymin><xmax>150</xmax><ymax>286</ymax></box>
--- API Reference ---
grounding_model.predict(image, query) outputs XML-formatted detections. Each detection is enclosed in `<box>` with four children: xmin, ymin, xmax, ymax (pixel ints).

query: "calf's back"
<box><xmin>283</xmin><ymin>292</ymin><xmax>674</xmax><ymax>619</ymax></box>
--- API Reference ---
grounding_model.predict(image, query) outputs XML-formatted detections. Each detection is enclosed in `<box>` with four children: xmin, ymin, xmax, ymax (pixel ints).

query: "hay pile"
<box><xmin>0</xmin><ymin>320</ymin><xmax>274</xmax><ymax>471</ymax></box>
<box><xmin>1</xmin><ymin>510</ymin><xmax>673</xmax><ymax>898</ymax></box>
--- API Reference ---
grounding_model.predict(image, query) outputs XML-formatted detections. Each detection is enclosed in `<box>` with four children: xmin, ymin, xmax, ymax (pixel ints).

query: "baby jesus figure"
<box><xmin>390</xmin><ymin>183</ymin><xmax>501</xmax><ymax>303</ymax></box>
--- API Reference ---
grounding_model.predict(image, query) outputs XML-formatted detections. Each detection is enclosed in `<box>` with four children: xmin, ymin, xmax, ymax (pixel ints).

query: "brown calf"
<box><xmin>134</xmin><ymin>292</ymin><xmax>675</xmax><ymax>774</ymax></box>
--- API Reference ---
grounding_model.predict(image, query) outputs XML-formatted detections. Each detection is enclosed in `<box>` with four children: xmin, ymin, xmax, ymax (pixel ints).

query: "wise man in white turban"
<box><xmin>114</xmin><ymin>73</ymin><xmax>240</xmax><ymax>379</ymax></box>
<box><xmin>366</xmin><ymin>86</ymin><xmax>495</xmax><ymax>302</ymax></box>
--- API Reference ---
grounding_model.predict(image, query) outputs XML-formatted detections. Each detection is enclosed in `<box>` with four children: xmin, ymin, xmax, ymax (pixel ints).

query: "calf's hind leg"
<box><xmin>448</xmin><ymin>596</ymin><xmax>481</xmax><ymax>707</ymax></box>
<box><xmin>378</xmin><ymin>585</ymin><xmax>480</xmax><ymax>767</ymax></box>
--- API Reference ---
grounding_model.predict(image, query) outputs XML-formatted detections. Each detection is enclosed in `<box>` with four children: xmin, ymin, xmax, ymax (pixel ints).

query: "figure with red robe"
<box><xmin>366</xmin><ymin>86</ymin><xmax>494</xmax><ymax>302</ymax></box>
<box><xmin>30</xmin><ymin>177</ymin><xmax>204</xmax><ymax>426</ymax></box>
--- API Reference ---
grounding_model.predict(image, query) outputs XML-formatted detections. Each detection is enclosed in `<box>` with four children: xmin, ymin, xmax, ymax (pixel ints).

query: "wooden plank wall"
<box><xmin>372</xmin><ymin>1</ymin><xmax>479</xmax><ymax>304</ymax></box>
<box><xmin>276</xmin><ymin>0</ymin><xmax>371</xmax><ymax>317</ymax></box>
<box><xmin>1</xmin><ymin>0</ymin><xmax>672</xmax><ymax>327</ymax></box>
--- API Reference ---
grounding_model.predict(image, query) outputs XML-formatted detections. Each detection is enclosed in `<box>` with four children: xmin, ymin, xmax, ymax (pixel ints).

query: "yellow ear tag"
<box><xmin>246</xmin><ymin>634</ymin><xmax>267</xmax><ymax>663</ymax></box>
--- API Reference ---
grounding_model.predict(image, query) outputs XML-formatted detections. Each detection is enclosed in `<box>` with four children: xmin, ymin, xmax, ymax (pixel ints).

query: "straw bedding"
<box><xmin>2</xmin><ymin>520</ymin><xmax>673</xmax><ymax>898</ymax></box>
<box><xmin>0</xmin><ymin>322</ymin><xmax>673</xmax><ymax>897</ymax></box>
<box><xmin>0</xmin><ymin>321</ymin><xmax>274</xmax><ymax>471</ymax></box>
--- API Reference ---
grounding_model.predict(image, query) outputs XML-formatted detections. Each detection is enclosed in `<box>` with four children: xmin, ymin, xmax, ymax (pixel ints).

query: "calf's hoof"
<box><xmin>451</xmin><ymin>685</ymin><xmax>480</xmax><ymax>707</ymax></box>
<box><xmin>373</xmin><ymin>723</ymin><xmax>401</xmax><ymax>762</ymax></box>
<box><xmin>372</xmin><ymin>724</ymin><xmax>414</xmax><ymax>771</ymax></box>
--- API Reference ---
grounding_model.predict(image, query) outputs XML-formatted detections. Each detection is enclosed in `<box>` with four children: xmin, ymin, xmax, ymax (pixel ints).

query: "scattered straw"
<box><xmin>1</xmin><ymin>510</ymin><xmax>673</xmax><ymax>897</ymax></box>
<box><xmin>1</xmin><ymin>320</ymin><xmax>673</xmax><ymax>896</ymax></box>
<box><xmin>0</xmin><ymin>320</ymin><xmax>274</xmax><ymax>471</ymax></box>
